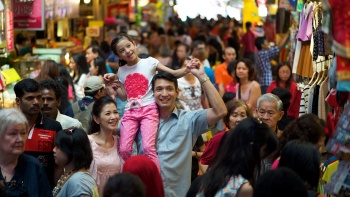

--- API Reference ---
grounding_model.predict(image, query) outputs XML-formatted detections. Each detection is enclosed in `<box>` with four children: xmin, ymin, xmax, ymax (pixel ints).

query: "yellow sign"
<box><xmin>88</xmin><ymin>20</ymin><xmax>104</xmax><ymax>27</ymax></box>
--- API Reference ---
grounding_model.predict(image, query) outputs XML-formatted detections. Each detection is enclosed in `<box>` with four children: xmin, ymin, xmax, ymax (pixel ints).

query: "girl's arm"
<box><xmin>116</xmin><ymin>82</ymin><xmax>127</xmax><ymax>101</ymax></box>
<box><xmin>156</xmin><ymin>62</ymin><xmax>190</xmax><ymax>78</ymax></box>
<box><xmin>246</xmin><ymin>82</ymin><xmax>261</xmax><ymax>111</ymax></box>
<box><xmin>105</xmin><ymin>81</ymin><xmax>127</xmax><ymax>101</ymax></box>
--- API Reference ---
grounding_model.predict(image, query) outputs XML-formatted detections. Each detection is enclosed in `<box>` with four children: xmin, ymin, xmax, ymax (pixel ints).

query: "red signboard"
<box><xmin>12</xmin><ymin>0</ymin><xmax>44</xmax><ymax>30</ymax></box>
<box><xmin>5</xmin><ymin>0</ymin><xmax>13</xmax><ymax>51</ymax></box>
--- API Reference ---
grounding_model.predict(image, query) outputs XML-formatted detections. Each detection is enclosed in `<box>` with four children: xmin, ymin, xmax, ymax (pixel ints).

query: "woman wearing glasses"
<box><xmin>88</xmin><ymin>96</ymin><xmax>123</xmax><ymax>196</ymax></box>
<box><xmin>52</xmin><ymin>128</ymin><xmax>98</xmax><ymax>197</ymax></box>
<box><xmin>0</xmin><ymin>108</ymin><xmax>52</xmax><ymax>197</ymax></box>
<box><xmin>266</xmin><ymin>62</ymin><xmax>297</xmax><ymax>101</ymax></box>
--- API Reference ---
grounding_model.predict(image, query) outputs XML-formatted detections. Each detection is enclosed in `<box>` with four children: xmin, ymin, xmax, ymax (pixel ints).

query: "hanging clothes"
<box><xmin>293</xmin><ymin>2</ymin><xmax>314</xmax><ymax>77</ymax></box>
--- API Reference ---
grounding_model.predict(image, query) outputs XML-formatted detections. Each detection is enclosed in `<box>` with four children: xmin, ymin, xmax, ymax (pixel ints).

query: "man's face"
<box><xmin>16</xmin><ymin>91</ymin><xmax>42</xmax><ymax>116</ymax></box>
<box><xmin>256</xmin><ymin>101</ymin><xmax>283</xmax><ymax>130</ymax></box>
<box><xmin>41</xmin><ymin>88</ymin><xmax>60</xmax><ymax>119</ymax></box>
<box><xmin>85</xmin><ymin>48</ymin><xmax>98</xmax><ymax>63</ymax></box>
<box><xmin>223</xmin><ymin>48</ymin><xmax>236</xmax><ymax>64</ymax></box>
<box><xmin>153</xmin><ymin>79</ymin><xmax>178</xmax><ymax>111</ymax></box>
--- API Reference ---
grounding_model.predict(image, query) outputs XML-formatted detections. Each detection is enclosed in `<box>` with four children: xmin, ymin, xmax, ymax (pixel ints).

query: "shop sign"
<box><xmin>12</xmin><ymin>0</ymin><xmax>44</xmax><ymax>30</ymax></box>
<box><xmin>5</xmin><ymin>0</ymin><xmax>14</xmax><ymax>51</ymax></box>
<box><xmin>86</xmin><ymin>27</ymin><xmax>100</xmax><ymax>37</ymax></box>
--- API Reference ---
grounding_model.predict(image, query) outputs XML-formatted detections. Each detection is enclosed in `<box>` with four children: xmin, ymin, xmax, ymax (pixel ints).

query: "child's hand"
<box><xmin>105</xmin><ymin>80</ymin><xmax>121</xmax><ymax>100</ymax></box>
<box><xmin>103</xmin><ymin>73</ymin><xmax>118</xmax><ymax>84</ymax></box>
<box><xmin>185</xmin><ymin>59</ymin><xmax>200</xmax><ymax>73</ymax></box>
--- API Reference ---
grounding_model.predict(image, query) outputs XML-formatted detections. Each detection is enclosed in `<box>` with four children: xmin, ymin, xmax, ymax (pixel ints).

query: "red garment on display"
<box><xmin>287</xmin><ymin>87</ymin><xmax>302</xmax><ymax>118</ymax></box>
<box><xmin>267</xmin><ymin>80</ymin><xmax>298</xmax><ymax>118</ymax></box>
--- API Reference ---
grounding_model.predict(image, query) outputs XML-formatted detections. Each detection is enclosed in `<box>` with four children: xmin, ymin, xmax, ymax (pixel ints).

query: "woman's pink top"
<box><xmin>88</xmin><ymin>135</ymin><xmax>124</xmax><ymax>196</ymax></box>
<box><xmin>271</xmin><ymin>158</ymin><xmax>280</xmax><ymax>170</ymax></box>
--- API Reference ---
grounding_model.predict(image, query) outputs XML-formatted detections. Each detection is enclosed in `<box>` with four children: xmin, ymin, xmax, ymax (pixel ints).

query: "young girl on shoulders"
<box><xmin>104</xmin><ymin>33</ymin><xmax>200</xmax><ymax>169</ymax></box>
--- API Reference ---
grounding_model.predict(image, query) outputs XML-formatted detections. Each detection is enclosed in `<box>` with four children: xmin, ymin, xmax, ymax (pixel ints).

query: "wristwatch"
<box><xmin>201</xmin><ymin>76</ymin><xmax>210</xmax><ymax>84</ymax></box>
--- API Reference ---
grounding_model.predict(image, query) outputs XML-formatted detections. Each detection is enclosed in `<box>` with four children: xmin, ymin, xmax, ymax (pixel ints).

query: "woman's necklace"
<box><xmin>1</xmin><ymin>166</ymin><xmax>15</xmax><ymax>182</ymax></box>
<box><xmin>52</xmin><ymin>169</ymin><xmax>76</xmax><ymax>197</ymax></box>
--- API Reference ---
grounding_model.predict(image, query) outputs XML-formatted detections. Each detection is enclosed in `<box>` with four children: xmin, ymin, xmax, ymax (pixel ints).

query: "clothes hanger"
<box><xmin>308</xmin><ymin>71</ymin><xmax>317</xmax><ymax>85</ymax></box>
<box><xmin>311</xmin><ymin>62</ymin><xmax>321</xmax><ymax>86</ymax></box>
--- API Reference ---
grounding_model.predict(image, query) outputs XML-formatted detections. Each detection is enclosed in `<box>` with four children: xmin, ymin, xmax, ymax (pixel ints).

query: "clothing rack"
<box><xmin>315</xmin><ymin>57</ymin><xmax>333</xmax><ymax>64</ymax></box>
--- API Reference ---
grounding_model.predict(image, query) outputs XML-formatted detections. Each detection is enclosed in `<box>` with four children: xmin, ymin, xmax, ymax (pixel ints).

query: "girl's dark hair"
<box><xmin>54</xmin><ymin>128</ymin><xmax>93</xmax><ymax>170</ymax></box>
<box><xmin>88</xmin><ymin>96</ymin><xmax>117</xmax><ymax>134</ymax></box>
<box><xmin>92</xmin><ymin>56</ymin><xmax>107</xmax><ymax>77</ymax></box>
<box><xmin>275</xmin><ymin>114</ymin><xmax>326</xmax><ymax>161</ymax></box>
<box><xmin>234</xmin><ymin>58</ymin><xmax>257</xmax><ymax>83</ymax></box>
<box><xmin>71</xmin><ymin>53</ymin><xmax>89</xmax><ymax>83</ymax></box>
<box><xmin>103</xmin><ymin>173</ymin><xmax>145</xmax><ymax>197</ymax></box>
<box><xmin>279</xmin><ymin>140</ymin><xmax>321</xmax><ymax>190</ymax></box>
<box><xmin>111</xmin><ymin>33</ymin><xmax>135</xmax><ymax>67</ymax></box>
<box><xmin>254</xmin><ymin>167</ymin><xmax>308</xmax><ymax>197</ymax></box>
<box><xmin>222</xmin><ymin>99</ymin><xmax>251</xmax><ymax>128</ymax></box>
<box><xmin>200</xmin><ymin>117</ymin><xmax>277</xmax><ymax>197</ymax></box>
<box><xmin>276</xmin><ymin>62</ymin><xmax>293</xmax><ymax>90</ymax></box>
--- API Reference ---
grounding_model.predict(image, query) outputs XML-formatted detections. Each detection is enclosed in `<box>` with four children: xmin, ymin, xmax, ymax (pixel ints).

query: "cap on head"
<box><xmin>127</xmin><ymin>30</ymin><xmax>139</xmax><ymax>40</ymax></box>
<box><xmin>84</xmin><ymin>76</ymin><xmax>104</xmax><ymax>93</ymax></box>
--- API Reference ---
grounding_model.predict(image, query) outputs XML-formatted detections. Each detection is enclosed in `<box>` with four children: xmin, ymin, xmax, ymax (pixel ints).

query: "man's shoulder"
<box><xmin>177</xmin><ymin>109</ymin><xmax>207</xmax><ymax>120</ymax></box>
<box><xmin>60</xmin><ymin>114</ymin><xmax>82</xmax><ymax>126</ymax></box>
<box><xmin>41</xmin><ymin>116</ymin><xmax>62</xmax><ymax>130</ymax></box>
<box><xmin>215</xmin><ymin>63</ymin><xmax>226</xmax><ymax>71</ymax></box>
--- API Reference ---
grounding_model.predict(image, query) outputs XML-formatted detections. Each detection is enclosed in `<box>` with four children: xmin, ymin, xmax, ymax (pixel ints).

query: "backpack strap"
<box><xmin>72</xmin><ymin>101</ymin><xmax>80</xmax><ymax>115</ymax></box>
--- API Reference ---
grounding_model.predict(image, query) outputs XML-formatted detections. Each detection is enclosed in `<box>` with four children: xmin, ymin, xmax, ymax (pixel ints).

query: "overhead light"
<box><xmin>138</xmin><ymin>0</ymin><xmax>149</xmax><ymax>7</ymax></box>
<box><xmin>258</xmin><ymin>5</ymin><xmax>267</xmax><ymax>17</ymax></box>
<box><xmin>84</xmin><ymin>0</ymin><xmax>91</xmax><ymax>4</ymax></box>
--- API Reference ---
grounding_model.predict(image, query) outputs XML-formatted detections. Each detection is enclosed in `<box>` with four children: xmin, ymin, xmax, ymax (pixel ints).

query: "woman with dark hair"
<box><xmin>270</xmin><ymin>113</ymin><xmax>326</xmax><ymax>169</ymax></box>
<box><xmin>52</xmin><ymin>128</ymin><xmax>98</xmax><ymax>197</ymax></box>
<box><xmin>194</xmin><ymin>117</ymin><xmax>278</xmax><ymax>197</ymax></box>
<box><xmin>278</xmin><ymin>140</ymin><xmax>323</xmax><ymax>196</ymax></box>
<box><xmin>57</xmin><ymin>64</ymin><xmax>75</xmax><ymax>114</ymax></box>
<box><xmin>267</xmin><ymin>62</ymin><xmax>296</xmax><ymax>93</ymax></box>
<box><xmin>200</xmin><ymin>100</ymin><xmax>251</xmax><ymax>172</ymax></box>
<box><xmin>233</xmin><ymin>58</ymin><xmax>261</xmax><ymax>110</ymax></box>
<box><xmin>207</xmin><ymin>38</ymin><xmax>224</xmax><ymax>66</ymax></box>
<box><xmin>35</xmin><ymin>60</ymin><xmax>60</xmax><ymax>82</ymax></box>
<box><xmin>70</xmin><ymin>53</ymin><xmax>89</xmax><ymax>100</ymax></box>
<box><xmin>87</xmin><ymin>96</ymin><xmax>123</xmax><ymax>196</ymax></box>
<box><xmin>122</xmin><ymin>155</ymin><xmax>165</xmax><ymax>197</ymax></box>
<box><xmin>171</xmin><ymin>43</ymin><xmax>190</xmax><ymax>70</ymax></box>
<box><xmin>89</xmin><ymin>56</ymin><xmax>107</xmax><ymax>79</ymax></box>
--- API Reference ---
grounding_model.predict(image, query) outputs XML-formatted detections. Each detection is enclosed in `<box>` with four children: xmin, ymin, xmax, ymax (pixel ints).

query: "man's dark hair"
<box><xmin>255</xmin><ymin>36</ymin><xmax>266</xmax><ymax>50</ymax></box>
<box><xmin>151</xmin><ymin>72</ymin><xmax>178</xmax><ymax>91</ymax></box>
<box><xmin>193</xmin><ymin>40</ymin><xmax>205</xmax><ymax>49</ymax></box>
<box><xmin>271</xmin><ymin>88</ymin><xmax>291</xmax><ymax>113</ymax></box>
<box><xmin>103</xmin><ymin>173</ymin><xmax>145</xmax><ymax>197</ymax></box>
<box><xmin>245</xmin><ymin>21</ymin><xmax>252</xmax><ymax>29</ymax></box>
<box><xmin>14</xmin><ymin>78</ymin><xmax>40</xmax><ymax>99</ymax></box>
<box><xmin>39</xmin><ymin>79</ymin><xmax>62</xmax><ymax>100</ymax></box>
<box><xmin>86</xmin><ymin>44</ymin><xmax>106</xmax><ymax>60</ymax></box>
<box><xmin>84</xmin><ymin>88</ymin><xmax>103</xmax><ymax>98</ymax></box>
